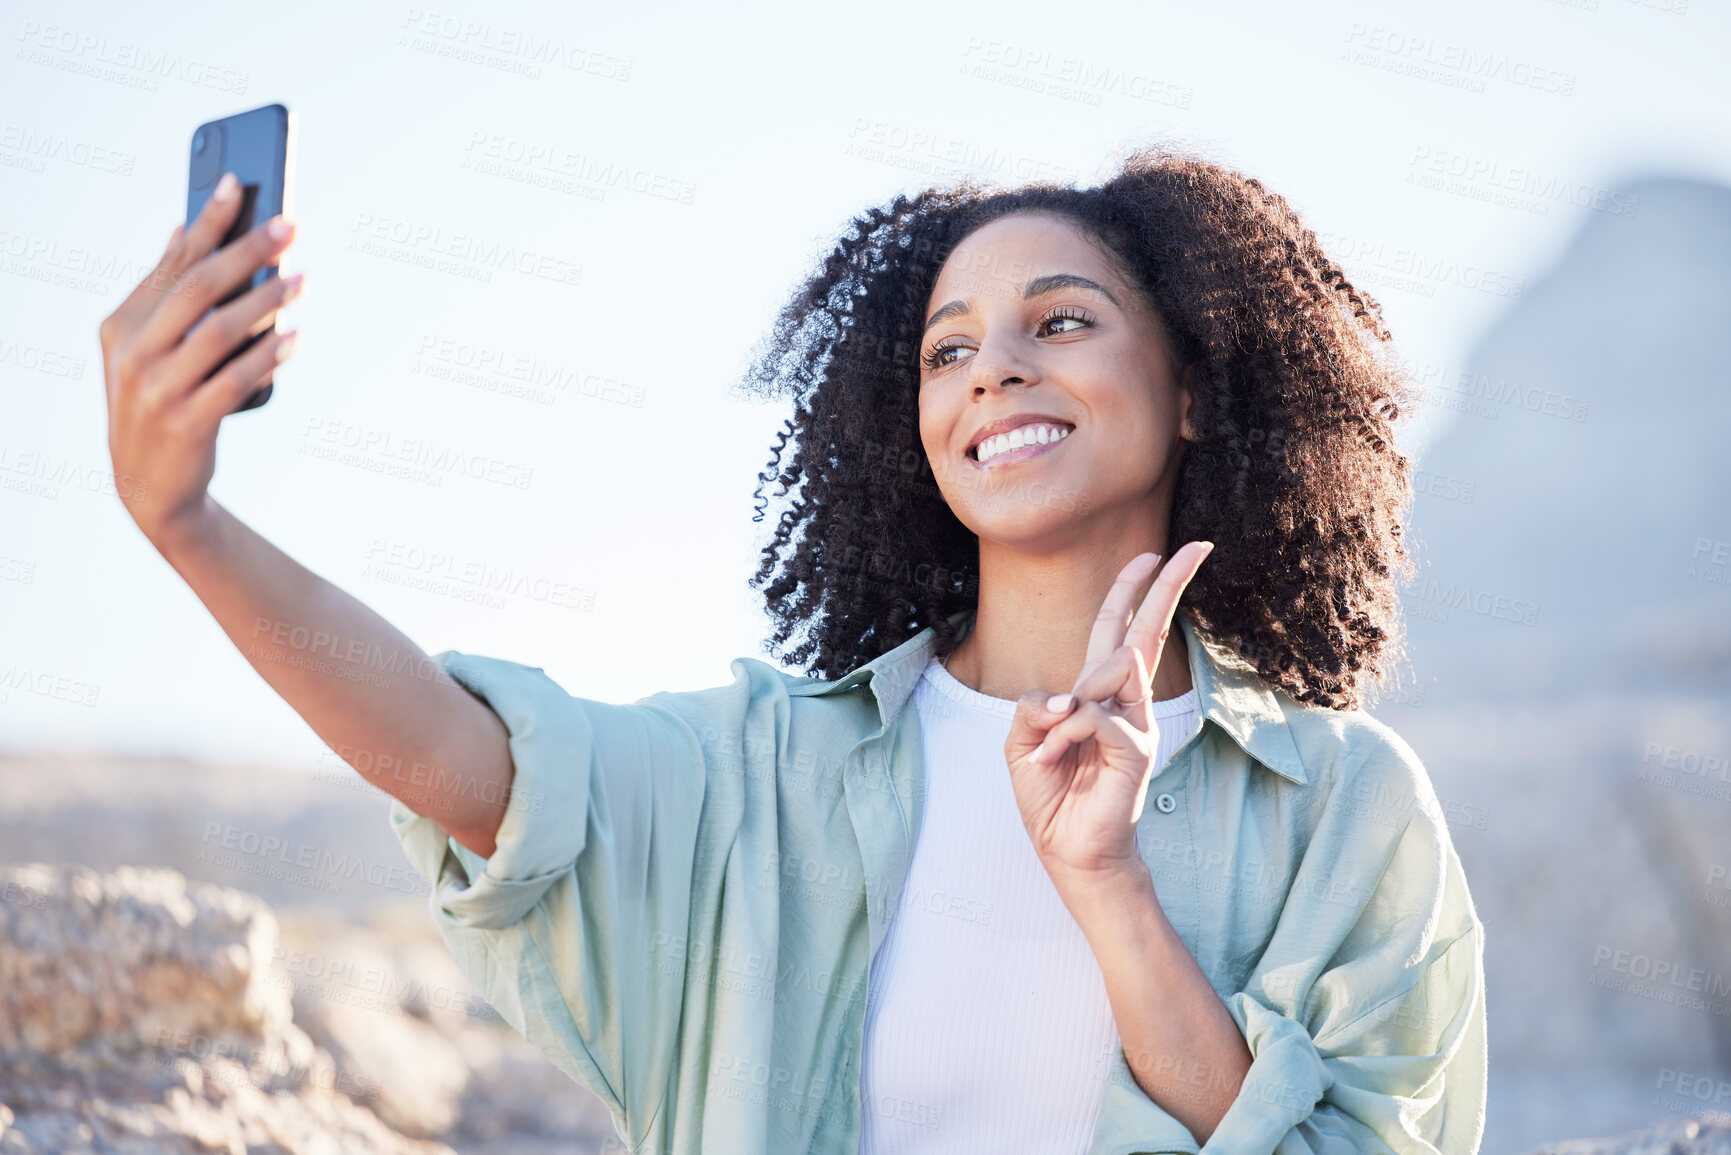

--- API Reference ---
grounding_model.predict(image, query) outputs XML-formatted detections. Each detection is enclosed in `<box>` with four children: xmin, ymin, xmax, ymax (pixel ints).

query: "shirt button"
<box><xmin>1155</xmin><ymin>792</ymin><xmax>1177</xmax><ymax>814</ymax></box>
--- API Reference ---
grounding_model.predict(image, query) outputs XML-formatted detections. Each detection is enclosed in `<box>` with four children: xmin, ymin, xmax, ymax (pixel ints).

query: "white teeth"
<box><xmin>975</xmin><ymin>423</ymin><xmax>1070</xmax><ymax>463</ymax></box>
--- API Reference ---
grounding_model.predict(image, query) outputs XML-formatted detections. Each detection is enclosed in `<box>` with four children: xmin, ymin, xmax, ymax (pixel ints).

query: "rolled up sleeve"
<box><xmin>1199</xmin><ymin>757</ymin><xmax>1489</xmax><ymax>1155</ymax></box>
<box><xmin>1204</xmin><ymin>925</ymin><xmax>1485</xmax><ymax>1154</ymax></box>
<box><xmin>388</xmin><ymin>649</ymin><xmax>708</xmax><ymax>1142</ymax></box>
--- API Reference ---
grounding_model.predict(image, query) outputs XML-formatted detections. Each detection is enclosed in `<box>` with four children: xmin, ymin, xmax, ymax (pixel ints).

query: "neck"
<box><xmin>941</xmin><ymin>523</ymin><xmax>1194</xmax><ymax>704</ymax></box>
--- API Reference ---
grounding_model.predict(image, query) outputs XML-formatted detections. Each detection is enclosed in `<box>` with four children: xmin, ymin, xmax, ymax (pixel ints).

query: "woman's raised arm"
<box><xmin>98</xmin><ymin>174</ymin><xmax>514</xmax><ymax>857</ymax></box>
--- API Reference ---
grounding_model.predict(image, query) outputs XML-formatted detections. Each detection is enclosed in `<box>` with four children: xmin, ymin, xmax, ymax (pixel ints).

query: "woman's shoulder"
<box><xmin>1271</xmin><ymin>691</ymin><xmax>1446</xmax><ymax>824</ymax></box>
<box><xmin>625</xmin><ymin>652</ymin><xmax>886</xmax><ymax>747</ymax></box>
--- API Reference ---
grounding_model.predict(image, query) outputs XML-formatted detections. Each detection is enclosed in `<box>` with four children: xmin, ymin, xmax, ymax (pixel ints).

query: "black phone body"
<box><xmin>186</xmin><ymin>103</ymin><xmax>295</xmax><ymax>413</ymax></box>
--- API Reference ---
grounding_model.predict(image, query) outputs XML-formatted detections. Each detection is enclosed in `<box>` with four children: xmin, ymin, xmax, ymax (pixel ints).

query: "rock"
<box><xmin>0</xmin><ymin>863</ymin><xmax>452</xmax><ymax>1155</ymax></box>
<box><xmin>0</xmin><ymin>746</ymin><xmax>636</xmax><ymax>1155</ymax></box>
<box><xmin>271</xmin><ymin>906</ymin><xmax>623</xmax><ymax>1150</ymax></box>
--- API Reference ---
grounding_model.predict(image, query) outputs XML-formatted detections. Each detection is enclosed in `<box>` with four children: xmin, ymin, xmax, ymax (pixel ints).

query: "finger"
<box><xmin>184</xmin><ymin>327</ymin><xmax>298</xmax><ymax>433</ymax></box>
<box><xmin>136</xmin><ymin>212</ymin><xmax>295</xmax><ymax>363</ymax></box>
<box><xmin>168</xmin><ymin>171</ymin><xmax>247</xmax><ymax>277</ymax></box>
<box><xmin>100</xmin><ymin>219</ymin><xmax>203</xmax><ymax>352</ymax></box>
<box><xmin>1006</xmin><ymin>689</ymin><xmax>1078</xmax><ymax>763</ymax></box>
<box><xmin>156</xmin><ymin>271</ymin><xmax>304</xmax><ymax>401</ymax></box>
<box><xmin>1077</xmin><ymin>552</ymin><xmax>1161</xmax><ymax>688</ymax></box>
<box><xmin>1124</xmin><ymin>541</ymin><xmax>1214</xmax><ymax>679</ymax></box>
<box><xmin>1071</xmin><ymin>643</ymin><xmax>1135</xmax><ymax>702</ymax></box>
<box><xmin>1071</xmin><ymin>644</ymin><xmax>1153</xmax><ymax>722</ymax></box>
<box><xmin>1029</xmin><ymin>702</ymin><xmax>1147</xmax><ymax>769</ymax></box>
<box><xmin>128</xmin><ymin>174</ymin><xmax>245</xmax><ymax>321</ymax></box>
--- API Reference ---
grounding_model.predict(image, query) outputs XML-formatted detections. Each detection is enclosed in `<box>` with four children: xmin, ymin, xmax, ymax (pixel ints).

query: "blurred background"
<box><xmin>2</xmin><ymin>0</ymin><xmax>1728</xmax><ymax>1151</ymax></box>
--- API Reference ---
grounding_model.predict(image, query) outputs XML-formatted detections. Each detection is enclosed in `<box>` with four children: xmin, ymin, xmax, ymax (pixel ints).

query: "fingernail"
<box><xmin>267</xmin><ymin>217</ymin><xmax>293</xmax><ymax>242</ymax></box>
<box><xmin>282</xmin><ymin>272</ymin><xmax>305</xmax><ymax>300</ymax></box>
<box><xmin>1027</xmin><ymin>746</ymin><xmax>1046</xmax><ymax>764</ymax></box>
<box><xmin>1047</xmin><ymin>693</ymin><xmax>1073</xmax><ymax>713</ymax></box>
<box><xmin>214</xmin><ymin>172</ymin><xmax>238</xmax><ymax>202</ymax></box>
<box><xmin>275</xmin><ymin>330</ymin><xmax>299</xmax><ymax>362</ymax></box>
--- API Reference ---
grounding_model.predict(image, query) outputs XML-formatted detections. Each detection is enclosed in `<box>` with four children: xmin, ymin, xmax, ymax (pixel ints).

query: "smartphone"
<box><xmin>186</xmin><ymin>102</ymin><xmax>296</xmax><ymax>413</ymax></box>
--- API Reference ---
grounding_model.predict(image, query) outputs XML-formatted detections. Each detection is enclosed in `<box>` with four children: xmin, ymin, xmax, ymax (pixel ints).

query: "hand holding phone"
<box><xmin>186</xmin><ymin>103</ymin><xmax>296</xmax><ymax>412</ymax></box>
<box><xmin>96</xmin><ymin>119</ymin><xmax>302</xmax><ymax>549</ymax></box>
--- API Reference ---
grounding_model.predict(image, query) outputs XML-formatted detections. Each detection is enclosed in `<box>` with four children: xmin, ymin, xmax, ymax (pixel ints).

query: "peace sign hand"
<box><xmin>1004</xmin><ymin>542</ymin><xmax>1214</xmax><ymax>891</ymax></box>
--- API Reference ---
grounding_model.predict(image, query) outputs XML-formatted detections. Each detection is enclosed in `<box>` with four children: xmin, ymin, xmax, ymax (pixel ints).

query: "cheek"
<box><xmin>916</xmin><ymin>395</ymin><xmax>951</xmax><ymax>457</ymax></box>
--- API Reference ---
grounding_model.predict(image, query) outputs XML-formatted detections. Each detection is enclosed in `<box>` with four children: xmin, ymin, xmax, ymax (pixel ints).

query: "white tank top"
<box><xmin>857</xmin><ymin>656</ymin><xmax>1199</xmax><ymax>1154</ymax></box>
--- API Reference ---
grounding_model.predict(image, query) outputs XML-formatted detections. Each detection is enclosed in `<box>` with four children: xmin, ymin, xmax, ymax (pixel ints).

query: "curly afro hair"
<box><xmin>737</xmin><ymin>145</ymin><xmax>1421</xmax><ymax>711</ymax></box>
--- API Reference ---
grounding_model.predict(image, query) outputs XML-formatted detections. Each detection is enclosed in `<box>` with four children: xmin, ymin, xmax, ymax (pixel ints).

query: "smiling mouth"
<box><xmin>968</xmin><ymin>423</ymin><xmax>1074</xmax><ymax>467</ymax></box>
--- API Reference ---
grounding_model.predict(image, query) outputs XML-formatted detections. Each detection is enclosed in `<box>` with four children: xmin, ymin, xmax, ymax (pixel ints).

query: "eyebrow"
<box><xmin>922</xmin><ymin>273</ymin><xmax>1122</xmax><ymax>335</ymax></box>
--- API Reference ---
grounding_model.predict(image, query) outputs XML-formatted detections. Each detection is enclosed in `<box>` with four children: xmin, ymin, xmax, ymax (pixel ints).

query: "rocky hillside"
<box><xmin>0</xmin><ymin>861</ymin><xmax>622</xmax><ymax>1154</ymax></box>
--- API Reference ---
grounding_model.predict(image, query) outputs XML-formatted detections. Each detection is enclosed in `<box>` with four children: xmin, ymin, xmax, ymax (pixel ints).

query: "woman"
<box><xmin>99</xmin><ymin>147</ymin><xmax>1485</xmax><ymax>1154</ymax></box>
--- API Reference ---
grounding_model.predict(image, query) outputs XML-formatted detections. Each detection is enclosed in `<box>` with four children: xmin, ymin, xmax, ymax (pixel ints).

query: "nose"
<box><xmin>967</xmin><ymin>334</ymin><xmax>1041</xmax><ymax>397</ymax></box>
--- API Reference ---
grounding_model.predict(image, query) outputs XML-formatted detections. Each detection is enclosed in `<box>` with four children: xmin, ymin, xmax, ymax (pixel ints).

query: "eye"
<box><xmin>918</xmin><ymin>305</ymin><xmax>1099</xmax><ymax>373</ymax></box>
<box><xmin>1038</xmin><ymin>306</ymin><xmax>1096</xmax><ymax>336</ymax></box>
<box><xmin>921</xmin><ymin>339</ymin><xmax>972</xmax><ymax>372</ymax></box>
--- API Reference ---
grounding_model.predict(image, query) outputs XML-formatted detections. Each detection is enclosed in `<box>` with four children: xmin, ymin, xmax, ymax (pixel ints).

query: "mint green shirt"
<box><xmin>390</xmin><ymin>608</ymin><xmax>1486</xmax><ymax>1154</ymax></box>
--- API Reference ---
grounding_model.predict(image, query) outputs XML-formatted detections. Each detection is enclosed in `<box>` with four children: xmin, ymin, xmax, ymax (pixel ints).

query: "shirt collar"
<box><xmin>789</xmin><ymin>605</ymin><xmax>1309</xmax><ymax>786</ymax></box>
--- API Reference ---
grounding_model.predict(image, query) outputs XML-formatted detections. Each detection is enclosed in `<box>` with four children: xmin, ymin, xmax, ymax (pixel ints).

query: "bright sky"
<box><xmin>3</xmin><ymin>0</ymin><xmax>1727</xmax><ymax>767</ymax></box>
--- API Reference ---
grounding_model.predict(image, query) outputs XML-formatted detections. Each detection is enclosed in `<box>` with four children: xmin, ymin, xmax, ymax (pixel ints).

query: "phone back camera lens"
<box><xmin>189</xmin><ymin>121</ymin><xmax>224</xmax><ymax>189</ymax></box>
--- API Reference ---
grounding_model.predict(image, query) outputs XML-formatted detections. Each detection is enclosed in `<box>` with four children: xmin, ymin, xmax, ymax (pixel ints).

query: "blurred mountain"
<box><xmin>1398</xmin><ymin>175</ymin><xmax>1731</xmax><ymax>698</ymax></box>
<box><xmin>1371</xmin><ymin>176</ymin><xmax>1731</xmax><ymax>1151</ymax></box>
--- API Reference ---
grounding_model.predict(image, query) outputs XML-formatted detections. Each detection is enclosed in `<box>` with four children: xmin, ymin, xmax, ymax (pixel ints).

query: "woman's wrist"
<box><xmin>1052</xmin><ymin>859</ymin><xmax>1162</xmax><ymax>939</ymax></box>
<box><xmin>147</xmin><ymin>493</ymin><xmax>225</xmax><ymax>567</ymax></box>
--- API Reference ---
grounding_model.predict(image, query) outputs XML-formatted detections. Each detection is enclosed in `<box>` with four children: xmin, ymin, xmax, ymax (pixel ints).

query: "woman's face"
<box><xmin>916</xmin><ymin>211</ymin><xmax>1193</xmax><ymax>551</ymax></box>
